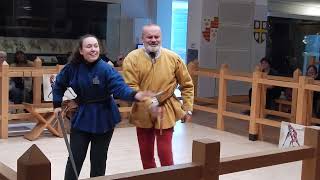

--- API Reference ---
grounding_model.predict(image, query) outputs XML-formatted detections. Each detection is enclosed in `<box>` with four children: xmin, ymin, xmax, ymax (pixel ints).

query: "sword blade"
<box><xmin>57</xmin><ymin>113</ymin><xmax>79</xmax><ymax>180</ymax></box>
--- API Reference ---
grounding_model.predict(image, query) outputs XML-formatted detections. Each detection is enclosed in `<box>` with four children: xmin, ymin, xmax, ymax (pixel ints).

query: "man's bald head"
<box><xmin>141</xmin><ymin>24</ymin><xmax>161</xmax><ymax>38</ymax></box>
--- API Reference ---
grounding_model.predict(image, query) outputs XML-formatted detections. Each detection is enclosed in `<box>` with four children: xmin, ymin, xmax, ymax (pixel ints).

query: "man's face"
<box><xmin>16</xmin><ymin>53</ymin><xmax>25</xmax><ymax>62</ymax></box>
<box><xmin>142</xmin><ymin>26</ymin><xmax>161</xmax><ymax>53</ymax></box>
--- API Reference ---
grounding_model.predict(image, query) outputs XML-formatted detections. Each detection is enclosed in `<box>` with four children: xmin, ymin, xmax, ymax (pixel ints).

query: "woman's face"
<box><xmin>260</xmin><ymin>60</ymin><xmax>270</xmax><ymax>71</ymax></box>
<box><xmin>79</xmin><ymin>37</ymin><xmax>100</xmax><ymax>63</ymax></box>
<box><xmin>307</xmin><ymin>67</ymin><xmax>317</xmax><ymax>79</ymax></box>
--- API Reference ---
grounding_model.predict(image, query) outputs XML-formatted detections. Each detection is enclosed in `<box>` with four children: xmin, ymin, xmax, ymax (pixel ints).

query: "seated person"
<box><xmin>244</xmin><ymin>57</ymin><xmax>282</xmax><ymax>114</ymax></box>
<box><xmin>9</xmin><ymin>51</ymin><xmax>33</xmax><ymax>104</ymax></box>
<box><xmin>113</xmin><ymin>54</ymin><xmax>125</xmax><ymax>67</ymax></box>
<box><xmin>0</xmin><ymin>51</ymin><xmax>7</xmax><ymax>64</ymax></box>
<box><xmin>306</xmin><ymin>65</ymin><xmax>320</xmax><ymax>118</ymax></box>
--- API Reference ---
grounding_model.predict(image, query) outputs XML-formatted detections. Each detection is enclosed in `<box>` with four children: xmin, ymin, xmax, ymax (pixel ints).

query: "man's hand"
<box><xmin>150</xmin><ymin>106</ymin><xmax>163</xmax><ymax>119</ymax></box>
<box><xmin>181</xmin><ymin>112</ymin><xmax>192</xmax><ymax>123</ymax></box>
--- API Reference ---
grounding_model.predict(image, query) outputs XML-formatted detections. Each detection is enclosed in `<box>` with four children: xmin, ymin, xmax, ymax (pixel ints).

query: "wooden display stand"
<box><xmin>23</xmin><ymin>103</ymin><xmax>61</xmax><ymax>141</ymax></box>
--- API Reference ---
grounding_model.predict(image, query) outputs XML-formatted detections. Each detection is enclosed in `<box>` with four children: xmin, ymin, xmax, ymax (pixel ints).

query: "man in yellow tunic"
<box><xmin>122</xmin><ymin>24</ymin><xmax>194</xmax><ymax>169</ymax></box>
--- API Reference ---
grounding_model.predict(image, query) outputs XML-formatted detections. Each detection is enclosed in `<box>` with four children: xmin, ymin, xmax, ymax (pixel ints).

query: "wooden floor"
<box><xmin>0</xmin><ymin>114</ymin><xmax>302</xmax><ymax>180</ymax></box>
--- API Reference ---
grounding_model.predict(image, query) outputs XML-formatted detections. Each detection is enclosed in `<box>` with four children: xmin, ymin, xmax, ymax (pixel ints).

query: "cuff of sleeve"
<box><xmin>150</xmin><ymin>97</ymin><xmax>159</xmax><ymax>108</ymax></box>
<box><xmin>131</xmin><ymin>91</ymin><xmax>138</xmax><ymax>101</ymax></box>
<box><xmin>182</xmin><ymin>105</ymin><xmax>193</xmax><ymax>112</ymax></box>
<box><xmin>144</xmin><ymin>97</ymin><xmax>159</xmax><ymax>109</ymax></box>
<box><xmin>53</xmin><ymin>101</ymin><xmax>62</xmax><ymax>108</ymax></box>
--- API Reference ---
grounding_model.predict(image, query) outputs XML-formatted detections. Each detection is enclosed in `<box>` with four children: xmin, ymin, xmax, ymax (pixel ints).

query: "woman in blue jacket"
<box><xmin>53</xmin><ymin>34</ymin><xmax>150</xmax><ymax>180</ymax></box>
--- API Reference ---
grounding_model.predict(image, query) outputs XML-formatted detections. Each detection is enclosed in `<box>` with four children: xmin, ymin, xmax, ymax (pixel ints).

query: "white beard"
<box><xmin>144</xmin><ymin>44</ymin><xmax>160</xmax><ymax>53</ymax></box>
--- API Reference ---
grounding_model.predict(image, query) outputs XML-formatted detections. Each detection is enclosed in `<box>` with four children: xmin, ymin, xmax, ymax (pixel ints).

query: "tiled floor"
<box><xmin>0</xmin><ymin>121</ymin><xmax>301</xmax><ymax>180</ymax></box>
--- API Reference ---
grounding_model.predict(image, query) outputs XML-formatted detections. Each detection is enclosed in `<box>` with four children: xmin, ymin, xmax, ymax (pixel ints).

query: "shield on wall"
<box><xmin>254</xmin><ymin>20</ymin><xmax>267</xmax><ymax>44</ymax></box>
<box><xmin>202</xmin><ymin>17</ymin><xmax>219</xmax><ymax>42</ymax></box>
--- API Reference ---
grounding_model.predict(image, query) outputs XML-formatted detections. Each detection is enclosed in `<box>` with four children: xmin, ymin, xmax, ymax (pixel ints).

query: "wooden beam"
<box><xmin>192</xmin><ymin>139</ymin><xmax>220</xmax><ymax>180</ymax></box>
<box><xmin>32</xmin><ymin>58</ymin><xmax>42</xmax><ymax>104</ymax></box>
<box><xmin>263</xmin><ymin>109</ymin><xmax>291</xmax><ymax>119</ymax></box>
<box><xmin>220</xmin><ymin>146</ymin><xmax>314</xmax><ymax>175</ymax></box>
<box><xmin>193</xmin><ymin>68</ymin><xmax>219</xmax><ymax>78</ymax></box>
<box><xmin>249</xmin><ymin>67</ymin><xmax>262</xmax><ymax>141</ymax></box>
<box><xmin>301</xmin><ymin>127</ymin><xmax>320</xmax><ymax>180</ymax></box>
<box><xmin>290</xmin><ymin>69</ymin><xmax>301</xmax><ymax>122</ymax></box>
<box><xmin>223</xmin><ymin>111</ymin><xmax>250</xmax><ymax>121</ymax></box>
<box><xmin>193</xmin><ymin>105</ymin><xmax>218</xmax><ymax>114</ymax></box>
<box><xmin>263</xmin><ymin>74</ymin><xmax>296</xmax><ymax>82</ymax></box>
<box><xmin>96</xmin><ymin>163</ymin><xmax>202</xmax><ymax>180</ymax></box>
<box><xmin>224</xmin><ymin>74</ymin><xmax>252</xmax><ymax>82</ymax></box>
<box><xmin>0</xmin><ymin>62</ymin><xmax>9</xmax><ymax>139</ymax></box>
<box><xmin>256</xmin><ymin>118</ymin><xmax>281</xmax><ymax>128</ymax></box>
<box><xmin>296</xmin><ymin>76</ymin><xmax>309</xmax><ymax>125</ymax></box>
<box><xmin>217</xmin><ymin>64</ymin><xmax>228</xmax><ymax>130</ymax></box>
<box><xmin>257</xmin><ymin>78</ymin><xmax>298</xmax><ymax>88</ymax></box>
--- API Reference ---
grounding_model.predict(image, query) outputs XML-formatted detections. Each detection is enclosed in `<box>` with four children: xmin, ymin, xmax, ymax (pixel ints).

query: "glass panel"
<box><xmin>171</xmin><ymin>0</ymin><xmax>188</xmax><ymax>63</ymax></box>
<box><xmin>0</xmin><ymin>0</ymin><xmax>111</xmax><ymax>64</ymax></box>
<box><xmin>302</xmin><ymin>35</ymin><xmax>320</xmax><ymax>74</ymax></box>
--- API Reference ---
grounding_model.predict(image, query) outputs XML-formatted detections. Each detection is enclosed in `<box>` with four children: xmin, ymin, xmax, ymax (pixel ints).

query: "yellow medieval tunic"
<box><xmin>122</xmin><ymin>48</ymin><xmax>194</xmax><ymax>129</ymax></box>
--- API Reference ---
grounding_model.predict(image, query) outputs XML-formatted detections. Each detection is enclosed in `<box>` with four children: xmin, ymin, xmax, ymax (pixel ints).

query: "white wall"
<box><xmin>187</xmin><ymin>0</ymin><xmax>267</xmax><ymax>97</ymax></box>
<box><xmin>198</xmin><ymin>0</ymin><xmax>219</xmax><ymax>97</ymax></box>
<box><xmin>119</xmin><ymin>0</ymin><xmax>156</xmax><ymax>55</ymax></box>
<box><xmin>187</xmin><ymin>0</ymin><xmax>202</xmax><ymax>50</ymax></box>
<box><xmin>251</xmin><ymin>1</ymin><xmax>267</xmax><ymax>69</ymax></box>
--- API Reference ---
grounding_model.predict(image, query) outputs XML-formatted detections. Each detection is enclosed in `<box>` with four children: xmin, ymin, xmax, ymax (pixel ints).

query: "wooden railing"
<box><xmin>1</xmin><ymin>127</ymin><xmax>319</xmax><ymax>180</ymax></box>
<box><xmin>0</xmin><ymin>60</ymin><xmax>129</xmax><ymax>139</ymax></box>
<box><xmin>187</xmin><ymin>61</ymin><xmax>320</xmax><ymax>141</ymax></box>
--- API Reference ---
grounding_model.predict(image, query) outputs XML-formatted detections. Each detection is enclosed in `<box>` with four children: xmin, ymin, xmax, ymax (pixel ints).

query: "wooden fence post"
<box><xmin>217</xmin><ymin>64</ymin><xmax>228</xmax><ymax>130</ymax></box>
<box><xmin>307</xmin><ymin>86</ymin><xmax>314</xmax><ymax>126</ymax></box>
<box><xmin>249</xmin><ymin>66</ymin><xmax>262</xmax><ymax>141</ymax></box>
<box><xmin>291</xmin><ymin>69</ymin><xmax>301</xmax><ymax>123</ymax></box>
<box><xmin>17</xmin><ymin>144</ymin><xmax>51</xmax><ymax>180</ymax></box>
<box><xmin>187</xmin><ymin>60</ymin><xmax>199</xmax><ymax>98</ymax></box>
<box><xmin>0</xmin><ymin>61</ymin><xmax>9</xmax><ymax>139</ymax></box>
<box><xmin>296</xmin><ymin>76</ymin><xmax>310</xmax><ymax>125</ymax></box>
<box><xmin>301</xmin><ymin>127</ymin><xmax>320</xmax><ymax>180</ymax></box>
<box><xmin>192</xmin><ymin>139</ymin><xmax>220</xmax><ymax>180</ymax></box>
<box><xmin>32</xmin><ymin>57</ymin><xmax>42</xmax><ymax>104</ymax></box>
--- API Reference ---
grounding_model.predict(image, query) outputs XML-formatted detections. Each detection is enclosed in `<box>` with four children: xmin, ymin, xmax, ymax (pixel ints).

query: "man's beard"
<box><xmin>144</xmin><ymin>44</ymin><xmax>160</xmax><ymax>53</ymax></box>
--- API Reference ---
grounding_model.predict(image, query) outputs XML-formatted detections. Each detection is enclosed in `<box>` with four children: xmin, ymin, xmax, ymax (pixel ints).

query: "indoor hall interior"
<box><xmin>1</xmin><ymin>0</ymin><xmax>320</xmax><ymax>179</ymax></box>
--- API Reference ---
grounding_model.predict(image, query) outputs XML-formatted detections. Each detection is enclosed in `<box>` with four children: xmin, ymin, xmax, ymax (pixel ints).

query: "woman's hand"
<box><xmin>54</xmin><ymin>107</ymin><xmax>62</xmax><ymax>119</ymax></box>
<box><xmin>134</xmin><ymin>91</ymin><xmax>155</xmax><ymax>101</ymax></box>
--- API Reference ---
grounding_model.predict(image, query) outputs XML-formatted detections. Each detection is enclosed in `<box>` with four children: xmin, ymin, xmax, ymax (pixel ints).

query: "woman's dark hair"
<box><xmin>14</xmin><ymin>50</ymin><xmax>27</xmax><ymax>64</ymax></box>
<box><xmin>307</xmin><ymin>64</ymin><xmax>318</xmax><ymax>75</ymax></box>
<box><xmin>260</xmin><ymin>57</ymin><xmax>270</xmax><ymax>65</ymax></box>
<box><xmin>69</xmin><ymin>34</ymin><xmax>99</xmax><ymax>64</ymax></box>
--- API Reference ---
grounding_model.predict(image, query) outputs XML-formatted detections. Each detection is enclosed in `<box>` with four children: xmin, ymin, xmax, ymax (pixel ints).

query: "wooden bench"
<box><xmin>275</xmin><ymin>98</ymin><xmax>291</xmax><ymax>113</ymax></box>
<box><xmin>23</xmin><ymin>103</ymin><xmax>62</xmax><ymax>141</ymax></box>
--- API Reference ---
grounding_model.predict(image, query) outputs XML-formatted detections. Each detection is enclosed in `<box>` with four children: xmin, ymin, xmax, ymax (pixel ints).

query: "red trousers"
<box><xmin>136</xmin><ymin>127</ymin><xmax>174</xmax><ymax>169</ymax></box>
